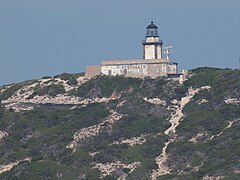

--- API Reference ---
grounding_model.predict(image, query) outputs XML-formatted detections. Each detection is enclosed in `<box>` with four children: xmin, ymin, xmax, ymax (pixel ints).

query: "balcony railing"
<box><xmin>142</xmin><ymin>39</ymin><xmax>163</xmax><ymax>45</ymax></box>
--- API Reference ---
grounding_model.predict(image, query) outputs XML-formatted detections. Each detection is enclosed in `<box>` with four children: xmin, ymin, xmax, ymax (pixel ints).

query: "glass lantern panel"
<box><xmin>147</xmin><ymin>29</ymin><xmax>158</xmax><ymax>37</ymax></box>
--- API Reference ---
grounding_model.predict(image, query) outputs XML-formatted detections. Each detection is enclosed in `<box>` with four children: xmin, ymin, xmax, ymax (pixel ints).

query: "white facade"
<box><xmin>143</xmin><ymin>37</ymin><xmax>162</xmax><ymax>59</ymax></box>
<box><xmin>100</xmin><ymin>59</ymin><xmax>178</xmax><ymax>79</ymax></box>
<box><xmin>101</xmin><ymin>64</ymin><xmax>148</xmax><ymax>77</ymax></box>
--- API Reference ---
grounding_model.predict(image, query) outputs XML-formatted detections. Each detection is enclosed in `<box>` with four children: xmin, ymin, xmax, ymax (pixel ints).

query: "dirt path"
<box><xmin>151</xmin><ymin>86</ymin><xmax>210</xmax><ymax>180</ymax></box>
<box><xmin>210</xmin><ymin>119</ymin><xmax>240</xmax><ymax>140</ymax></box>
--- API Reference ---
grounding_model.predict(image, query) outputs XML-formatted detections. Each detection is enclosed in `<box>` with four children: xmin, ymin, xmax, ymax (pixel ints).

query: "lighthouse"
<box><xmin>142</xmin><ymin>21</ymin><xmax>163</xmax><ymax>60</ymax></box>
<box><xmin>86</xmin><ymin>21</ymin><xmax>184</xmax><ymax>81</ymax></box>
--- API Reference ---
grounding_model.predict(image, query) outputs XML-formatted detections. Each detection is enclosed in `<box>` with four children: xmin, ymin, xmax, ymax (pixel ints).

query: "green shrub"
<box><xmin>184</xmin><ymin>67</ymin><xmax>230</xmax><ymax>88</ymax></box>
<box><xmin>41</xmin><ymin>76</ymin><xmax>52</xmax><ymax>79</ymax></box>
<box><xmin>0</xmin><ymin>80</ymin><xmax>37</xmax><ymax>100</ymax></box>
<box><xmin>29</xmin><ymin>84</ymin><xmax>66</xmax><ymax>97</ymax></box>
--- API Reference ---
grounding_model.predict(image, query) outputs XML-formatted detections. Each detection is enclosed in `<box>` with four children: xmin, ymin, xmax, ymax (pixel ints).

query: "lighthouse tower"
<box><xmin>142</xmin><ymin>21</ymin><xmax>163</xmax><ymax>60</ymax></box>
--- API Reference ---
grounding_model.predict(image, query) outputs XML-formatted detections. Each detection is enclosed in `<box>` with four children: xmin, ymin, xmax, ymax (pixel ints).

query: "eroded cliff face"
<box><xmin>0</xmin><ymin>68</ymin><xmax>239</xmax><ymax>179</ymax></box>
<box><xmin>1</xmin><ymin>75</ymin><xmax>87</xmax><ymax>111</ymax></box>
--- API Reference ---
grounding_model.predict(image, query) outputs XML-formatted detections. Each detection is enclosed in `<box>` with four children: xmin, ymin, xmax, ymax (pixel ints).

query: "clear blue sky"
<box><xmin>0</xmin><ymin>0</ymin><xmax>239</xmax><ymax>85</ymax></box>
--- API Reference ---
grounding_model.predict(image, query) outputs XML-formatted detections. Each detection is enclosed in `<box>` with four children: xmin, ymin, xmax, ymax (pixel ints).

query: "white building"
<box><xmin>86</xmin><ymin>21</ymin><xmax>186</xmax><ymax>81</ymax></box>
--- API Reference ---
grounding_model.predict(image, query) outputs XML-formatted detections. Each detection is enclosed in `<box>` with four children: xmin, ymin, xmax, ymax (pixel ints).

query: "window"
<box><xmin>167</xmin><ymin>66</ymin><xmax>171</xmax><ymax>72</ymax></box>
<box><xmin>124</xmin><ymin>69</ymin><xmax>127</xmax><ymax>75</ymax></box>
<box><xmin>108</xmin><ymin>70</ymin><xmax>112</xmax><ymax>75</ymax></box>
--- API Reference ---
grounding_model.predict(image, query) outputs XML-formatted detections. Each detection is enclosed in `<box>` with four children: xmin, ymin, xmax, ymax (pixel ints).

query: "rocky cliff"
<box><xmin>0</xmin><ymin>68</ymin><xmax>239</xmax><ymax>179</ymax></box>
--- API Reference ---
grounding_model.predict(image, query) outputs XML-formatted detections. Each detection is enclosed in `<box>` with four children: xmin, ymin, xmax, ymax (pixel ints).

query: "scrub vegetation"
<box><xmin>0</xmin><ymin>67</ymin><xmax>239</xmax><ymax>179</ymax></box>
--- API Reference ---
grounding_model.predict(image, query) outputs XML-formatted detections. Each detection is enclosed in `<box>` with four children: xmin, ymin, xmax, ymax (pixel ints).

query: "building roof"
<box><xmin>147</xmin><ymin>21</ymin><xmax>158</xmax><ymax>29</ymax></box>
<box><xmin>101</xmin><ymin>59</ymin><xmax>174</xmax><ymax>66</ymax></box>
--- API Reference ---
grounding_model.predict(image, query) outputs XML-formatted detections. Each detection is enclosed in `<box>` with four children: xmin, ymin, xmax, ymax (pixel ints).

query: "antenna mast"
<box><xmin>163</xmin><ymin>46</ymin><xmax>173</xmax><ymax>61</ymax></box>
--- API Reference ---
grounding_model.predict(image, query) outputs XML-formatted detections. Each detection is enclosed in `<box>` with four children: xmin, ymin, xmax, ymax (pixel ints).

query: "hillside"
<box><xmin>0</xmin><ymin>68</ymin><xmax>239</xmax><ymax>180</ymax></box>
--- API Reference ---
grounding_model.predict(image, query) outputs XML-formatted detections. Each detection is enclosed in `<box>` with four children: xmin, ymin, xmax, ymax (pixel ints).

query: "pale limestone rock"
<box><xmin>233</xmin><ymin>168</ymin><xmax>240</xmax><ymax>174</ymax></box>
<box><xmin>89</xmin><ymin>151</ymin><xmax>100</xmax><ymax>157</ymax></box>
<box><xmin>224</xmin><ymin>98</ymin><xmax>240</xmax><ymax>105</ymax></box>
<box><xmin>210</xmin><ymin>119</ymin><xmax>239</xmax><ymax>140</ymax></box>
<box><xmin>202</xmin><ymin>175</ymin><xmax>225</xmax><ymax>180</ymax></box>
<box><xmin>198</xmin><ymin>98</ymin><xmax>209</xmax><ymax>105</ymax></box>
<box><xmin>143</xmin><ymin>97</ymin><xmax>166</xmax><ymax>106</ymax></box>
<box><xmin>178</xmin><ymin>163</ymin><xmax>203</xmax><ymax>175</ymax></box>
<box><xmin>2</xmin><ymin>78</ymin><xmax>121</xmax><ymax>112</ymax></box>
<box><xmin>0</xmin><ymin>131</ymin><xmax>8</xmax><ymax>140</ymax></box>
<box><xmin>111</xmin><ymin>135</ymin><xmax>147</xmax><ymax>146</ymax></box>
<box><xmin>0</xmin><ymin>88</ymin><xmax>7</xmax><ymax>93</ymax></box>
<box><xmin>1</xmin><ymin>75</ymin><xmax>122</xmax><ymax>112</ymax></box>
<box><xmin>171</xmin><ymin>99</ymin><xmax>179</xmax><ymax>105</ymax></box>
<box><xmin>189</xmin><ymin>132</ymin><xmax>206</xmax><ymax>143</ymax></box>
<box><xmin>0</xmin><ymin>85</ymin><xmax>12</xmax><ymax>93</ymax></box>
<box><xmin>66</xmin><ymin>110</ymin><xmax>123</xmax><ymax>152</ymax></box>
<box><xmin>0</xmin><ymin>157</ymin><xmax>31</xmax><ymax>174</ymax></box>
<box><xmin>2</xmin><ymin>94</ymin><xmax>119</xmax><ymax>112</ymax></box>
<box><xmin>93</xmin><ymin>161</ymin><xmax>141</xmax><ymax>179</ymax></box>
<box><xmin>151</xmin><ymin>86</ymin><xmax>211</xmax><ymax>180</ymax></box>
<box><xmin>117</xmin><ymin>99</ymin><xmax>127</xmax><ymax>107</ymax></box>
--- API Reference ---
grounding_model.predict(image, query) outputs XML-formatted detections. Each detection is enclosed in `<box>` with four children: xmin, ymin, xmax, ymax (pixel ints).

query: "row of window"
<box><xmin>108</xmin><ymin>69</ymin><xmax>128</xmax><ymax>75</ymax></box>
<box><xmin>107</xmin><ymin>66</ymin><xmax>175</xmax><ymax>76</ymax></box>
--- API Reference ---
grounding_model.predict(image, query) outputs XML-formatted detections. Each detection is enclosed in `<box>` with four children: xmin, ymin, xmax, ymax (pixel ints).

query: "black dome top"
<box><xmin>147</xmin><ymin>21</ymin><xmax>158</xmax><ymax>29</ymax></box>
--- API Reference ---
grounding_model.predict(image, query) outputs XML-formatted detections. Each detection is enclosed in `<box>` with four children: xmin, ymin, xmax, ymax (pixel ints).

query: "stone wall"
<box><xmin>85</xmin><ymin>59</ymin><xmax>179</xmax><ymax>79</ymax></box>
<box><xmin>85</xmin><ymin>65</ymin><xmax>101</xmax><ymax>78</ymax></box>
